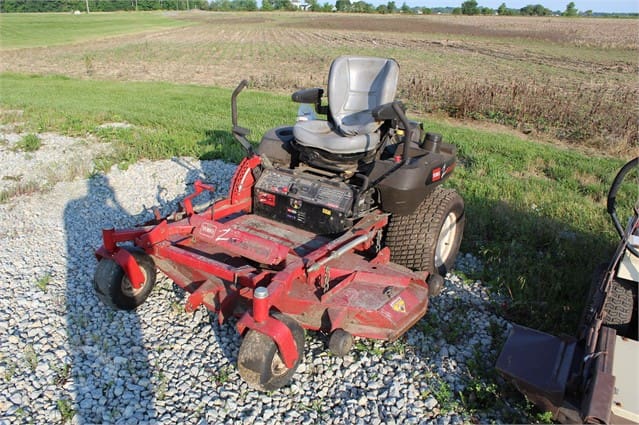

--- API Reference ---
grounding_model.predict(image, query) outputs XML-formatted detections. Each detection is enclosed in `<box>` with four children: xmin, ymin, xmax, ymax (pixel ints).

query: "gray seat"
<box><xmin>293</xmin><ymin>56</ymin><xmax>399</xmax><ymax>155</ymax></box>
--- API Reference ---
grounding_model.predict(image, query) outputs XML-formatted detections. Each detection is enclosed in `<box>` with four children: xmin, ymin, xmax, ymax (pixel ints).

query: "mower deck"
<box><xmin>145</xmin><ymin>212</ymin><xmax>429</xmax><ymax>342</ymax></box>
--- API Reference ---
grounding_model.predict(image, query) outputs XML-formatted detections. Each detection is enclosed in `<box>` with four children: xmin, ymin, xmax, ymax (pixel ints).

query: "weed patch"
<box><xmin>14</xmin><ymin>133</ymin><xmax>41</xmax><ymax>152</ymax></box>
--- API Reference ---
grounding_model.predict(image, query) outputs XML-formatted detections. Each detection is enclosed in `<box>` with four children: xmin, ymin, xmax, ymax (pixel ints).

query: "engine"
<box><xmin>253</xmin><ymin>168</ymin><xmax>356</xmax><ymax>235</ymax></box>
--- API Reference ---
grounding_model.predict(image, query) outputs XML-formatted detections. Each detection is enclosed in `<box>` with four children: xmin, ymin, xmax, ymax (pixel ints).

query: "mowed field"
<box><xmin>0</xmin><ymin>11</ymin><xmax>637</xmax><ymax>154</ymax></box>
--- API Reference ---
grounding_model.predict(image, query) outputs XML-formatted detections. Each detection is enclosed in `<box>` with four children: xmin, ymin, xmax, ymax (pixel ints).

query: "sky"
<box><xmin>389</xmin><ymin>0</ymin><xmax>639</xmax><ymax>13</ymax></box>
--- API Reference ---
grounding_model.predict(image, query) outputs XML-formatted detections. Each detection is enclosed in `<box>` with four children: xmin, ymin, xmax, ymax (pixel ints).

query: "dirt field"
<box><xmin>1</xmin><ymin>11</ymin><xmax>636</xmax><ymax>152</ymax></box>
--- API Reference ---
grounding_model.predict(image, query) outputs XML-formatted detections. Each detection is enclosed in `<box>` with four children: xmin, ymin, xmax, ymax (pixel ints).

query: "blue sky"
<box><xmin>389</xmin><ymin>0</ymin><xmax>638</xmax><ymax>12</ymax></box>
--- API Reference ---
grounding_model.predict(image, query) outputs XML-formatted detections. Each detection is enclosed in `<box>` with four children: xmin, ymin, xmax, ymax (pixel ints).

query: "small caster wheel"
<box><xmin>328</xmin><ymin>328</ymin><xmax>352</xmax><ymax>357</ymax></box>
<box><xmin>427</xmin><ymin>273</ymin><xmax>444</xmax><ymax>297</ymax></box>
<box><xmin>93</xmin><ymin>248</ymin><xmax>156</xmax><ymax>310</ymax></box>
<box><xmin>238</xmin><ymin>313</ymin><xmax>305</xmax><ymax>392</ymax></box>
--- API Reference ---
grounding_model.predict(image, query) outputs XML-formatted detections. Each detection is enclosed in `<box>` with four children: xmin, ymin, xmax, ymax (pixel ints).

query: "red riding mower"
<box><xmin>93</xmin><ymin>56</ymin><xmax>465</xmax><ymax>391</ymax></box>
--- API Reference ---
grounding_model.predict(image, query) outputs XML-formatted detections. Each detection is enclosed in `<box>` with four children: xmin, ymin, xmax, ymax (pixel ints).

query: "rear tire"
<box><xmin>603</xmin><ymin>278</ymin><xmax>637</xmax><ymax>339</ymax></box>
<box><xmin>385</xmin><ymin>187</ymin><xmax>465</xmax><ymax>275</ymax></box>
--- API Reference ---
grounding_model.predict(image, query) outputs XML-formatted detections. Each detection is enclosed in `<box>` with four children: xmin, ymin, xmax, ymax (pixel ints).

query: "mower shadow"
<box><xmin>198</xmin><ymin>129</ymin><xmax>251</xmax><ymax>163</ymax></box>
<box><xmin>63</xmin><ymin>160</ymin><xmax>238</xmax><ymax>422</ymax></box>
<box><xmin>64</xmin><ymin>176</ymin><xmax>156</xmax><ymax>423</ymax></box>
<box><xmin>457</xmin><ymin>191</ymin><xmax>615</xmax><ymax>335</ymax></box>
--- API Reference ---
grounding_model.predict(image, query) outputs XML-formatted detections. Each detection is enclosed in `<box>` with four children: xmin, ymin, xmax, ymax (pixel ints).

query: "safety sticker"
<box><xmin>391</xmin><ymin>297</ymin><xmax>406</xmax><ymax>313</ymax></box>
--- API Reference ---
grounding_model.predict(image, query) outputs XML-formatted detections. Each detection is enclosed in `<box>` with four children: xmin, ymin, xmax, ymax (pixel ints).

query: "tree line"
<box><xmin>0</xmin><ymin>0</ymin><xmax>209</xmax><ymax>12</ymax></box>
<box><xmin>0</xmin><ymin>0</ymin><xmax>633</xmax><ymax>15</ymax></box>
<box><xmin>453</xmin><ymin>0</ymin><xmax>588</xmax><ymax>16</ymax></box>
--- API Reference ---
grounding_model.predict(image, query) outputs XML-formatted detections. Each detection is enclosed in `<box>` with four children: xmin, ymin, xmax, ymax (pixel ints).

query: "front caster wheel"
<box><xmin>93</xmin><ymin>249</ymin><xmax>156</xmax><ymax>310</ymax></box>
<box><xmin>328</xmin><ymin>329</ymin><xmax>353</xmax><ymax>357</ymax></box>
<box><xmin>237</xmin><ymin>313</ymin><xmax>305</xmax><ymax>392</ymax></box>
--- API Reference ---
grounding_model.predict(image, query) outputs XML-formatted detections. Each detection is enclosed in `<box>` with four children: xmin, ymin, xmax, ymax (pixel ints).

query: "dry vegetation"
<box><xmin>1</xmin><ymin>11</ymin><xmax>636</xmax><ymax>154</ymax></box>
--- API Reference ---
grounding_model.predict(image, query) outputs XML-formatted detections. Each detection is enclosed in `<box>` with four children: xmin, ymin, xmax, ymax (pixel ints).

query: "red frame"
<box><xmin>96</xmin><ymin>156</ymin><xmax>431</xmax><ymax>368</ymax></box>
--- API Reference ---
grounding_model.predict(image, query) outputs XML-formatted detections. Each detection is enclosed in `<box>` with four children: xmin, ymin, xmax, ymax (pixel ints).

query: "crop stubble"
<box><xmin>0</xmin><ymin>11</ymin><xmax>636</xmax><ymax>153</ymax></box>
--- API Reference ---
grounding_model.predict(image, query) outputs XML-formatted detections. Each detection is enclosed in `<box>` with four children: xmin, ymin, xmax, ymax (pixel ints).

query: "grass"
<box><xmin>0</xmin><ymin>12</ymin><xmax>189</xmax><ymax>49</ymax></box>
<box><xmin>1</xmin><ymin>73</ymin><xmax>295</xmax><ymax>165</ymax></box>
<box><xmin>35</xmin><ymin>273</ymin><xmax>51</xmax><ymax>292</ymax></box>
<box><xmin>0</xmin><ymin>73</ymin><xmax>632</xmax><ymax>337</ymax></box>
<box><xmin>56</xmin><ymin>398</ymin><xmax>76</xmax><ymax>423</ymax></box>
<box><xmin>13</xmin><ymin>133</ymin><xmax>41</xmax><ymax>152</ymax></box>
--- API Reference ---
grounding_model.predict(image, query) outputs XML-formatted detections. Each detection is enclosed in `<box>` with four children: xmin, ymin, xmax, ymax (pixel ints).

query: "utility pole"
<box><xmin>85</xmin><ymin>0</ymin><xmax>90</xmax><ymax>13</ymax></box>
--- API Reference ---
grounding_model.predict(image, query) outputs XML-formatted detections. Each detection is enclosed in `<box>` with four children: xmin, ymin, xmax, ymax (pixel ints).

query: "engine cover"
<box><xmin>253</xmin><ymin>168</ymin><xmax>355</xmax><ymax>235</ymax></box>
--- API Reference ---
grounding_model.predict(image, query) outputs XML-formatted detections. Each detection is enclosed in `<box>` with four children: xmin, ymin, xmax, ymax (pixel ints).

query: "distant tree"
<box><xmin>351</xmin><ymin>0</ymin><xmax>373</xmax><ymax>12</ymax></box>
<box><xmin>563</xmin><ymin>1</ymin><xmax>577</xmax><ymax>16</ymax></box>
<box><xmin>480</xmin><ymin>6</ymin><xmax>493</xmax><ymax>14</ymax></box>
<box><xmin>266</xmin><ymin>0</ymin><xmax>294</xmax><ymax>9</ymax></box>
<box><xmin>335</xmin><ymin>0</ymin><xmax>351</xmax><ymax>10</ymax></box>
<box><xmin>534</xmin><ymin>4</ymin><xmax>550</xmax><ymax>14</ymax></box>
<box><xmin>320</xmin><ymin>2</ymin><xmax>333</xmax><ymax>11</ymax></box>
<box><xmin>376</xmin><ymin>4</ymin><xmax>388</xmax><ymax>13</ymax></box>
<box><xmin>236</xmin><ymin>0</ymin><xmax>258</xmax><ymax>10</ymax></box>
<box><xmin>386</xmin><ymin>1</ymin><xmax>396</xmax><ymax>13</ymax></box>
<box><xmin>400</xmin><ymin>2</ymin><xmax>412</xmax><ymax>13</ymax></box>
<box><xmin>261</xmin><ymin>0</ymin><xmax>274</xmax><ymax>10</ymax></box>
<box><xmin>461</xmin><ymin>0</ymin><xmax>479</xmax><ymax>15</ymax></box>
<box><xmin>452</xmin><ymin>6</ymin><xmax>461</xmax><ymax>14</ymax></box>
<box><xmin>583</xmin><ymin>9</ymin><xmax>592</xmax><ymax>15</ymax></box>
<box><xmin>421</xmin><ymin>6</ymin><xmax>432</xmax><ymax>14</ymax></box>
<box><xmin>497</xmin><ymin>2</ymin><xmax>507</xmax><ymax>14</ymax></box>
<box><xmin>520</xmin><ymin>3</ymin><xmax>550</xmax><ymax>15</ymax></box>
<box><xmin>307</xmin><ymin>0</ymin><xmax>320</xmax><ymax>11</ymax></box>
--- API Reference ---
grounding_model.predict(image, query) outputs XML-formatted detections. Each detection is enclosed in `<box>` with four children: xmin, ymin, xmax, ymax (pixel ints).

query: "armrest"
<box><xmin>371</xmin><ymin>101</ymin><xmax>405</xmax><ymax>121</ymax></box>
<box><xmin>291</xmin><ymin>87</ymin><xmax>324</xmax><ymax>104</ymax></box>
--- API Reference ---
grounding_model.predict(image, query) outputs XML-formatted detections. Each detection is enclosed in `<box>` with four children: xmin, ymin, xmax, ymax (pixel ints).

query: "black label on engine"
<box><xmin>254</xmin><ymin>169</ymin><xmax>354</xmax><ymax>234</ymax></box>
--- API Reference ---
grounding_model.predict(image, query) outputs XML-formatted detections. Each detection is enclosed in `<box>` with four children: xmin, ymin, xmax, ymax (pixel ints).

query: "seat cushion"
<box><xmin>293</xmin><ymin>119</ymin><xmax>380</xmax><ymax>155</ymax></box>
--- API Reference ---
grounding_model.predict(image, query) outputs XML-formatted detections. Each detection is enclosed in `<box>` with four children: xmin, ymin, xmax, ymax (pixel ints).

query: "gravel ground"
<box><xmin>0</xmin><ymin>128</ymin><xmax>110</xmax><ymax>196</ymax></box>
<box><xmin>0</xmin><ymin>136</ymin><xmax>527</xmax><ymax>424</ymax></box>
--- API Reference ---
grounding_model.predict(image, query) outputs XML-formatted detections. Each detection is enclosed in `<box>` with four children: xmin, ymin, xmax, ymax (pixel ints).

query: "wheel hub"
<box><xmin>435</xmin><ymin>211</ymin><xmax>458</xmax><ymax>268</ymax></box>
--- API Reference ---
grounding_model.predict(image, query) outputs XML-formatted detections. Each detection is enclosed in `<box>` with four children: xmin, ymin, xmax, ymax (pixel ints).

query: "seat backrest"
<box><xmin>328</xmin><ymin>56</ymin><xmax>399</xmax><ymax>137</ymax></box>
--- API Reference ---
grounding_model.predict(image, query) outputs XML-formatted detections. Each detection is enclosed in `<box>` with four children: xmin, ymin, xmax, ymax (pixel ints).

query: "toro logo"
<box><xmin>432</xmin><ymin>167</ymin><xmax>442</xmax><ymax>182</ymax></box>
<box><xmin>432</xmin><ymin>163</ymin><xmax>451</xmax><ymax>182</ymax></box>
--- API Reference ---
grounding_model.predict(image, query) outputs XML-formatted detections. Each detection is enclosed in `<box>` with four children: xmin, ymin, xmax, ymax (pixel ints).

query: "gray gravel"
<box><xmin>0</xmin><ymin>149</ymin><xmax>528</xmax><ymax>423</ymax></box>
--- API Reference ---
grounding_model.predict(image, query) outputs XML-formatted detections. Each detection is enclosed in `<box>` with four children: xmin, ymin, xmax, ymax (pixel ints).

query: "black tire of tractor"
<box><xmin>93</xmin><ymin>249</ymin><xmax>156</xmax><ymax>311</ymax></box>
<box><xmin>385</xmin><ymin>187</ymin><xmax>465</xmax><ymax>275</ymax></box>
<box><xmin>602</xmin><ymin>278</ymin><xmax>637</xmax><ymax>339</ymax></box>
<box><xmin>237</xmin><ymin>313</ymin><xmax>305</xmax><ymax>392</ymax></box>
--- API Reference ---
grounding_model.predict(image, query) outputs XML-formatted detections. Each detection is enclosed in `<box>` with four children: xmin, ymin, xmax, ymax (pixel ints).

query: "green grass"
<box><xmin>0</xmin><ymin>72</ymin><xmax>632</xmax><ymax>335</ymax></box>
<box><xmin>0</xmin><ymin>12</ymin><xmax>189</xmax><ymax>49</ymax></box>
<box><xmin>14</xmin><ymin>133</ymin><xmax>41</xmax><ymax>152</ymax></box>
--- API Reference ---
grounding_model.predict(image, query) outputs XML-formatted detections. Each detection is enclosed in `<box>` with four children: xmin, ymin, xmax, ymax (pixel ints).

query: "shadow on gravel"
<box><xmin>64</xmin><ymin>176</ymin><xmax>156</xmax><ymax>423</ymax></box>
<box><xmin>63</xmin><ymin>159</ymin><xmax>240</xmax><ymax>423</ymax></box>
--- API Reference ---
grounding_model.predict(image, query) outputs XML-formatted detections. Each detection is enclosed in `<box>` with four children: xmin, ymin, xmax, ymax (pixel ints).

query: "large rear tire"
<box><xmin>385</xmin><ymin>187</ymin><xmax>465</xmax><ymax>275</ymax></box>
<box><xmin>603</xmin><ymin>278</ymin><xmax>637</xmax><ymax>339</ymax></box>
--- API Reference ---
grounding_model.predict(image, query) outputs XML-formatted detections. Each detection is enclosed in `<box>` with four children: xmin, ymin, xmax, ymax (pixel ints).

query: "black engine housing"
<box><xmin>253</xmin><ymin>168</ymin><xmax>356</xmax><ymax>235</ymax></box>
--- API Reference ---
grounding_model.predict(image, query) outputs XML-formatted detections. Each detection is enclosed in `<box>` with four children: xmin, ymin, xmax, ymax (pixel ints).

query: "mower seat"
<box><xmin>293</xmin><ymin>56</ymin><xmax>399</xmax><ymax>156</ymax></box>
